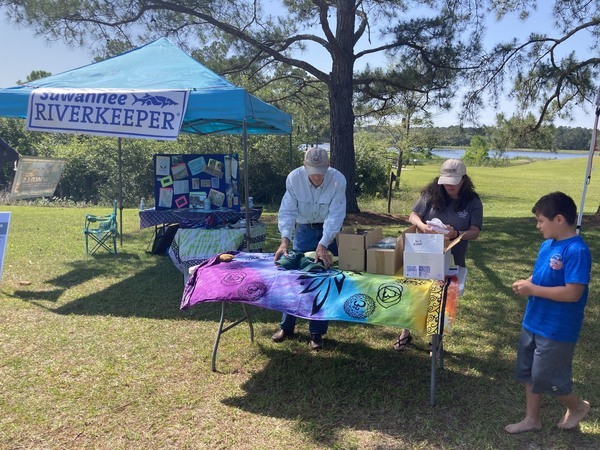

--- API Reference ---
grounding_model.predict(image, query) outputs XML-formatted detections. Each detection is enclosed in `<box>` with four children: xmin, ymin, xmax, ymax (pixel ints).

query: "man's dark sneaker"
<box><xmin>272</xmin><ymin>329</ymin><xmax>289</xmax><ymax>342</ymax></box>
<box><xmin>309</xmin><ymin>333</ymin><xmax>324</xmax><ymax>350</ymax></box>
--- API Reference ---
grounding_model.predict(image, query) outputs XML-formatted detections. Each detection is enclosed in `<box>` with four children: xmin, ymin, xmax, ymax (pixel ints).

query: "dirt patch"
<box><xmin>259</xmin><ymin>211</ymin><xmax>409</xmax><ymax>227</ymax></box>
<box><xmin>582</xmin><ymin>213</ymin><xmax>600</xmax><ymax>227</ymax></box>
<box><xmin>344</xmin><ymin>212</ymin><xmax>409</xmax><ymax>227</ymax></box>
<box><xmin>261</xmin><ymin>210</ymin><xmax>600</xmax><ymax>228</ymax></box>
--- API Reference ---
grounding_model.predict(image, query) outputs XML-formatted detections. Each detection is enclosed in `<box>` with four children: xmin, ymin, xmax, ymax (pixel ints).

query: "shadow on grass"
<box><xmin>13</xmin><ymin>251</ymin><xmax>285</xmax><ymax>324</ymax></box>
<box><xmin>216</xmin><ymin>215</ymin><xmax>599</xmax><ymax>448</ymax></box>
<box><xmin>220</xmin><ymin>338</ymin><xmax>595</xmax><ymax>449</ymax></box>
<box><xmin>7</xmin><ymin>214</ymin><xmax>599</xmax><ymax>448</ymax></box>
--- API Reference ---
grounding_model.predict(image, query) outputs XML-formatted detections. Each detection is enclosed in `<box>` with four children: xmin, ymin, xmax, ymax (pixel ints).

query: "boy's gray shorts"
<box><xmin>515</xmin><ymin>327</ymin><xmax>576</xmax><ymax>396</ymax></box>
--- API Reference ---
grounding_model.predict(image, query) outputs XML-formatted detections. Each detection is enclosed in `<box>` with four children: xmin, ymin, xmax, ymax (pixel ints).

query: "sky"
<box><xmin>0</xmin><ymin>3</ymin><xmax>596</xmax><ymax>129</ymax></box>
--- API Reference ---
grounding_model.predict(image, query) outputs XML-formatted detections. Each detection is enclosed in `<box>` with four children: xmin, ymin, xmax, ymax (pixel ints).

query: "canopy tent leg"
<box><xmin>242</xmin><ymin>120</ymin><xmax>251</xmax><ymax>245</ymax></box>
<box><xmin>289</xmin><ymin>133</ymin><xmax>294</xmax><ymax>171</ymax></box>
<box><xmin>118</xmin><ymin>137</ymin><xmax>123</xmax><ymax>246</ymax></box>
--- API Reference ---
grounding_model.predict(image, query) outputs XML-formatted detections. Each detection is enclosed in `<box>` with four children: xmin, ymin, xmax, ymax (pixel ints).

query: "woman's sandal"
<box><xmin>393</xmin><ymin>333</ymin><xmax>413</xmax><ymax>352</ymax></box>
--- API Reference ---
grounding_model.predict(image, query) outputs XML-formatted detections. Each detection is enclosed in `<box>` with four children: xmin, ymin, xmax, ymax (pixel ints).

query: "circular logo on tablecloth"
<box><xmin>222</xmin><ymin>272</ymin><xmax>246</xmax><ymax>285</ymax></box>
<box><xmin>238</xmin><ymin>281</ymin><xmax>267</xmax><ymax>301</ymax></box>
<box><xmin>344</xmin><ymin>294</ymin><xmax>375</xmax><ymax>319</ymax></box>
<box><xmin>376</xmin><ymin>283</ymin><xmax>403</xmax><ymax>308</ymax></box>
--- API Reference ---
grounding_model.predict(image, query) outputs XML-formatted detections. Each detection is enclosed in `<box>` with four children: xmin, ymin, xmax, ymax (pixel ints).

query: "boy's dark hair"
<box><xmin>532</xmin><ymin>192</ymin><xmax>577</xmax><ymax>225</ymax></box>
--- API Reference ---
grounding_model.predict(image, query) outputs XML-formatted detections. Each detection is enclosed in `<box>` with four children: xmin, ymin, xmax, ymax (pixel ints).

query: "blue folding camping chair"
<box><xmin>83</xmin><ymin>200</ymin><xmax>118</xmax><ymax>255</ymax></box>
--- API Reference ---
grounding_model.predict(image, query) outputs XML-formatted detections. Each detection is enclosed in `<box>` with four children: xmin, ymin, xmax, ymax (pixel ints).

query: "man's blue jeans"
<box><xmin>279</xmin><ymin>223</ymin><xmax>338</xmax><ymax>335</ymax></box>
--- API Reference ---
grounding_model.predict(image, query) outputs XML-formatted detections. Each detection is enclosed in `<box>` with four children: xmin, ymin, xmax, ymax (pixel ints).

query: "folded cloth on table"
<box><xmin>304</xmin><ymin>250</ymin><xmax>338</xmax><ymax>264</ymax></box>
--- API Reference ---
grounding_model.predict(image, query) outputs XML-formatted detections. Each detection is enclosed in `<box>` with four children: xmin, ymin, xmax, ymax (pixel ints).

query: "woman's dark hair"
<box><xmin>421</xmin><ymin>175</ymin><xmax>479</xmax><ymax>211</ymax></box>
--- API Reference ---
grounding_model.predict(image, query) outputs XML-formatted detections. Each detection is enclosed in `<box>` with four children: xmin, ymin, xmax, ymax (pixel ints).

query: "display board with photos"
<box><xmin>153</xmin><ymin>153</ymin><xmax>240</xmax><ymax>211</ymax></box>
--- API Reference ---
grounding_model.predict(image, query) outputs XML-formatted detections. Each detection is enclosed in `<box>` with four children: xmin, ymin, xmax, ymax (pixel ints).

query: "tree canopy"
<box><xmin>1</xmin><ymin>0</ymin><xmax>599</xmax><ymax>211</ymax></box>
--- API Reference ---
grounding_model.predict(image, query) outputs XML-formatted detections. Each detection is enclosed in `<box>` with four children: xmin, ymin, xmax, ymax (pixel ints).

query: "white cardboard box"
<box><xmin>403</xmin><ymin>251</ymin><xmax>452</xmax><ymax>280</ymax></box>
<box><xmin>404</xmin><ymin>233</ymin><xmax>445</xmax><ymax>253</ymax></box>
<box><xmin>402</xmin><ymin>230</ymin><xmax>463</xmax><ymax>280</ymax></box>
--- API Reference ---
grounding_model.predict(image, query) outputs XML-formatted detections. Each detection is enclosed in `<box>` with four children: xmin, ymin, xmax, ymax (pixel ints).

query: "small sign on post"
<box><xmin>0</xmin><ymin>212</ymin><xmax>11</xmax><ymax>283</ymax></box>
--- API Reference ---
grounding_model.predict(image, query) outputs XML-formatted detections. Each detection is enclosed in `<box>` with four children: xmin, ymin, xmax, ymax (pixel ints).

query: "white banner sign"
<box><xmin>10</xmin><ymin>156</ymin><xmax>67</xmax><ymax>201</ymax></box>
<box><xmin>26</xmin><ymin>88</ymin><xmax>189</xmax><ymax>140</ymax></box>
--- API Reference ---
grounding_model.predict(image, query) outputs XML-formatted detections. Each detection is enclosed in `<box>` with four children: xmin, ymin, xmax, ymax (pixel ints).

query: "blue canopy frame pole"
<box><xmin>243</xmin><ymin>120</ymin><xmax>251</xmax><ymax>244</ymax></box>
<box><xmin>289</xmin><ymin>133</ymin><xmax>294</xmax><ymax>171</ymax></box>
<box><xmin>118</xmin><ymin>137</ymin><xmax>123</xmax><ymax>246</ymax></box>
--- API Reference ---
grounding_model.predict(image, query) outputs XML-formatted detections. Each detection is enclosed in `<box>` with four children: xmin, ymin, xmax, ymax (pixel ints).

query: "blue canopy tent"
<box><xmin>0</xmin><ymin>38</ymin><xmax>291</xmax><ymax>135</ymax></box>
<box><xmin>0</xmin><ymin>38</ymin><xmax>292</xmax><ymax>242</ymax></box>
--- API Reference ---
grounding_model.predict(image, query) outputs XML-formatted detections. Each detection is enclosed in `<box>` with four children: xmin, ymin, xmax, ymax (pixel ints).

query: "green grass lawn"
<box><xmin>1</xmin><ymin>158</ymin><xmax>600</xmax><ymax>449</ymax></box>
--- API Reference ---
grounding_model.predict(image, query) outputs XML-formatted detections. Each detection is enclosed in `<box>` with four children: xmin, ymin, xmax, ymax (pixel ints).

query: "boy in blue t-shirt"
<box><xmin>506</xmin><ymin>192</ymin><xmax>591</xmax><ymax>434</ymax></box>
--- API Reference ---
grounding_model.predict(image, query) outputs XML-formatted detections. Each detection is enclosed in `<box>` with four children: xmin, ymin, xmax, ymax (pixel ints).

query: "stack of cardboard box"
<box><xmin>337</xmin><ymin>228</ymin><xmax>382</xmax><ymax>272</ymax></box>
<box><xmin>336</xmin><ymin>225</ymin><xmax>461</xmax><ymax>279</ymax></box>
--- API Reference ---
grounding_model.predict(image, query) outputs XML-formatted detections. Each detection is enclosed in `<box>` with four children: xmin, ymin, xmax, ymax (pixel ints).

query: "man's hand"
<box><xmin>315</xmin><ymin>244</ymin><xmax>332</xmax><ymax>269</ymax></box>
<box><xmin>274</xmin><ymin>238</ymin><xmax>289</xmax><ymax>264</ymax></box>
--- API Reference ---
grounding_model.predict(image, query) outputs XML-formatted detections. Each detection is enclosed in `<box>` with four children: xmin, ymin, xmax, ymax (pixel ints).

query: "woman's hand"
<box><xmin>417</xmin><ymin>223</ymin><xmax>434</xmax><ymax>233</ymax></box>
<box><xmin>445</xmin><ymin>225</ymin><xmax>460</xmax><ymax>239</ymax></box>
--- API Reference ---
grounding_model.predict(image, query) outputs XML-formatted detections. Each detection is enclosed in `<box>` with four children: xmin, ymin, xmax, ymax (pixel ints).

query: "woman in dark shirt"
<box><xmin>394</xmin><ymin>159</ymin><xmax>483</xmax><ymax>351</ymax></box>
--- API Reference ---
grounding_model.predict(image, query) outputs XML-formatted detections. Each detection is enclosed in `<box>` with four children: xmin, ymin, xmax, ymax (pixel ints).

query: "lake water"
<box><xmin>433</xmin><ymin>148</ymin><xmax>588</xmax><ymax>160</ymax></box>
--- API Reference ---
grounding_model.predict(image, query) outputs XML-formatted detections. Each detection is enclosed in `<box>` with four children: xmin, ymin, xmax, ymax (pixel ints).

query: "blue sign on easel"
<box><xmin>0</xmin><ymin>212</ymin><xmax>11</xmax><ymax>283</ymax></box>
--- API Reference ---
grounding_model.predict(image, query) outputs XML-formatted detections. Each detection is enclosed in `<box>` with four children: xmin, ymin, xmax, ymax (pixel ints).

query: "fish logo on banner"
<box><xmin>132</xmin><ymin>93</ymin><xmax>180</xmax><ymax>108</ymax></box>
<box><xmin>26</xmin><ymin>88</ymin><xmax>190</xmax><ymax>140</ymax></box>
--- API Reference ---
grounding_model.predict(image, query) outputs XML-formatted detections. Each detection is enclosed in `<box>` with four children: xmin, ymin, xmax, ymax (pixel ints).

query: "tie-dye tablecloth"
<box><xmin>181</xmin><ymin>252</ymin><xmax>459</xmax><ymax>337</ymax></box>
<box><xmin>169</xmin><ymin>224</ymin><xmax>267</xmax><ymax>274</ymax></box>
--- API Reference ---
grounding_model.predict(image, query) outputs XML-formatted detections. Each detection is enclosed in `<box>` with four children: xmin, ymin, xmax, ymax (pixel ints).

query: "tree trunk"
<box><xmin>395</xmin><ymin>115</ymin><xmax>411</xmax><ymax>189</ymax></box>
<box><xmin>329</xmin><ymin>0</ymin><xmax>359</xmax><ymax>213</ymax></box>
<box><xmin>395</xmin><ymin>150</ymin><xmax>403</xmax><ymax>190</ymax></box>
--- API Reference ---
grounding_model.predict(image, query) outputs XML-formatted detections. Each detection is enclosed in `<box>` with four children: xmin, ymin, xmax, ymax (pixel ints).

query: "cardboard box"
<box><xmin>338</xmin><ymin>227</ymin><xmax>383</xmax><ymax>271</ymax></box>
<box><xmin>404</xmin><ymin>233</ymin><xmax>445</xmax><ymax>253</ymax></box>
<box><xmin>402</xmin><ymin>226</ymin><xmax>463</xmax><ymax>280</ymax></box>
<box><xmin>403</xmin><ymin>251</ymin><xmax>452</xmax><ymax>280</ymax></box>
<box><xmin>366</xmin><ymin>235</ymin><xmax>403</xmax><ymax>275</ymax></box>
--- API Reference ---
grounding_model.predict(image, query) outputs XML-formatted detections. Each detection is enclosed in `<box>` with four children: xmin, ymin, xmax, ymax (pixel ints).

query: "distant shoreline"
<box><xmin>438</xmin><ymin>146</ymin><xmax>588</xmax><ymax>154</ymax></box>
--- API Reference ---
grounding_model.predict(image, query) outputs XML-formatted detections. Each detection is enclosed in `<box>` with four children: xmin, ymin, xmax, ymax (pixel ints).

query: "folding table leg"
<box><xmin>430</xmin><ymin>333</ymin><xmax>444</xmax><ymax>406</ymax></box>
<box><xmin>241</xmin><ymin>303</ymin><xmax>254</xmax><ymax>342</ymax></box>
<box><xmin>211</xmin><ymin>302</ymin><xmax>254</xmax><ymax>372</ymax></box>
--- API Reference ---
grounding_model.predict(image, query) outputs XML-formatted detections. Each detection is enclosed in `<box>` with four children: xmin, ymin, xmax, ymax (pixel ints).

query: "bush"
<box><xmin>463</xmin><ymin>135</ymin><xmax>489</xmax><ymax>165</ymax></box>
<box><xmin>354</xmin><ymin>134</ymin><xmax>391</xmax><ymax>197</ymax></box>
<box><xmin>245</xmin><ymin>136</ymin><xmax>300</xmax><ymax>205</ymax></box>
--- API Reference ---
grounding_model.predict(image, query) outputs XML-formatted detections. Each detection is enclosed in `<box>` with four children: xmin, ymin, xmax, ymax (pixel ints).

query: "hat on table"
<box><xmin>304</xmin><ymin>147</ymin><xmax>329</xmax><ymax>176</ymax></box>
<box><xmin>275</xmin><ymin>250</ymin><xmax>304</xmax><ymax>270</ymax></box>
<box><xmin>275</xmin><ymin>250</ymin><xmax>327</xmax><ymax>272</ymax></box>
<box><xmin>438</xmin><ymin>159</ymin><xmax>466</xmax><ymax>185</ymax></box>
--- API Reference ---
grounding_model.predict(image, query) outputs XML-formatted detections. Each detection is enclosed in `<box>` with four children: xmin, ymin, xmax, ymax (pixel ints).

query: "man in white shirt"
<box><xmin>272</xmin><ymin>147</ymin><xmax>347</xmax><ymax>350</ymax></box>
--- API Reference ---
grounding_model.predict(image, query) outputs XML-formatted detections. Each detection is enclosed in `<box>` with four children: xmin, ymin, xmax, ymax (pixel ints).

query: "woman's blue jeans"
<box><xmin>279</xmin><ymin>223</ymin><xmax>338</xmax><ymax>335</ymax></box>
